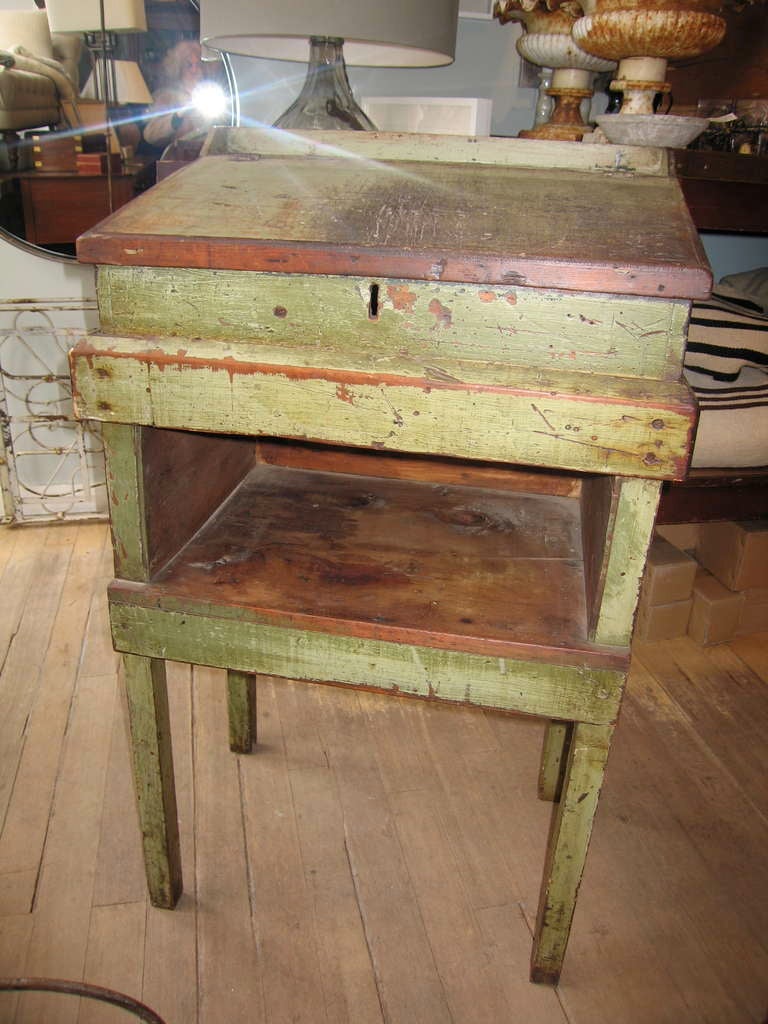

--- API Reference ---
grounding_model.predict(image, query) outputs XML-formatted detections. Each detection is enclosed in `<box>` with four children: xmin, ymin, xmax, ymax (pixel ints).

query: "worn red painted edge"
<box><xmin>70</xmin><ymin>339</ymin><xmax>698</xmax><ymax>411</ymax></box>
<box><xmin>75</xmin><ymin>232</ymin><xmax>713</xmax><ymax>300</ymax></box>
<box><xmin>108</xmin><ymin>581</ymin><xmax>631</xmax><ymax>675</ymax></box>
<box><xmin>69</xmin><ymin>341</ymin><xmax>697</xmax><ymax>480</ymax></box>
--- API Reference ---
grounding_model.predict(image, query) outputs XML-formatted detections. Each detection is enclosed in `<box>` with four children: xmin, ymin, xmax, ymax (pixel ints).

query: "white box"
<box><xmin>360</xmin><ymin>96</ymin><xmax>493</xmax><ymax>136</ymax></box>
<box><xmin>459</xmin><ymin>1</ymin><xmax>494</xmax><ymax>18</ymax></box>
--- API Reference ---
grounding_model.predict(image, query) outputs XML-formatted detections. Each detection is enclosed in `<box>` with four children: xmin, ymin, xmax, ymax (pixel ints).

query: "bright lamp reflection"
<box><xmin>191</xmin><ymin>81</ymin><xmax>228</xmax><ymax>119</ymax></box>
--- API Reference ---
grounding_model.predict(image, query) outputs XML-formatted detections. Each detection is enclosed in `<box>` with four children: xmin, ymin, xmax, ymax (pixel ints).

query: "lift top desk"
<box><xmin>70</xmin><ymin>129</ymin><xmax>708</xmax><ymax>984</ymax></box>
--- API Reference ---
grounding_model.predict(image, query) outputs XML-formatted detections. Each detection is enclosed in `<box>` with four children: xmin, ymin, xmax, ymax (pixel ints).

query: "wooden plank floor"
<box><xmin>0</xmin><ymin>521</ymin><xmax>766</xmax><ymax>1024</ymax></box>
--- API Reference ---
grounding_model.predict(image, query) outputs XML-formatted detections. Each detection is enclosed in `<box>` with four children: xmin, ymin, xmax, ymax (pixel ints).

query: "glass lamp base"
<box><xmin>273</xmin><ymin>36</ymin><xmax>375</xmax><ymax>131</ymax></box>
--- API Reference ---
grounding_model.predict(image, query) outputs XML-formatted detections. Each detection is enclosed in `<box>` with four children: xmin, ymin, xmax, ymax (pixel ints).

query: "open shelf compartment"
<box><xmin>108</xmin><ymin>439</ymin><xmax>629</xmax><ymax>678</ymax></box>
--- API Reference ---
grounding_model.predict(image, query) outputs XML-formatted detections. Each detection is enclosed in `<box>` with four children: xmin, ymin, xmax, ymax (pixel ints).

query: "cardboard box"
<box><xmin>636</xmin><ymin>596</ymin><xmax>692</xmax><ymax>641</ymax></box>
<box><xmin>655</xmin><ymin>522</ymin><xmax>700</xmax><ymax>553</ymax></box>
<box><xmin>688</xmin><ymin>570</ymin><xmax>745</xmax><ymax>645</ymax></box>
<box><xmin>736</xmin><ymin>587</ymin><xmax>768</xmax><ymax>636</ymax></box>
<box><xmin>697</xmin><ymin>521</ymin><xmax>768</xmax><ymax>592</ymax></box>
<box><xmin>641</xmin><ymin>536</ymin><xmax>698</xmax><ymax>606</ymax></box>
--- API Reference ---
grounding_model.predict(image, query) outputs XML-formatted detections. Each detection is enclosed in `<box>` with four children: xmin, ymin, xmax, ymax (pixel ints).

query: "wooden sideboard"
<box><xmin>674</xmin><ymin>148</ymin><xmax>768</xmax><ymax>234</ymax></box>
<box><xmin>16</xmin><ymin>171</ymin><xmax>135</xmax><ymax>247</ymax></box>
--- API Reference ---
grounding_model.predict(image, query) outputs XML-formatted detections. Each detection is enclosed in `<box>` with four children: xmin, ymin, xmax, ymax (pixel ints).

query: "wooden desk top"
<box><xmin>77</xmin><ymin>130</ymin><xmax>711</xmax><ymax>300</ymax></box>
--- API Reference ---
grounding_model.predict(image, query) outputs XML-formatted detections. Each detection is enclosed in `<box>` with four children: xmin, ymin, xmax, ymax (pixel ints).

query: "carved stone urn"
<box><xmin>495</xmin><ymin>0</ymin><xmax>616</xmax><ymax>141</ymax></box>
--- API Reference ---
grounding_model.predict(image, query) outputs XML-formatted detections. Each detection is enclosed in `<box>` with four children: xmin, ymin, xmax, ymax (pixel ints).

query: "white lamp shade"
<box><xmin>0</xmin><ymin>9</ymin><xmax>53</xmax><ymax>57</ymax></box>
<box><xmin>82</xmin><ymin>59</ymin><xmax>152</xmax><ymax>103</ymax></box>
<box><xmin>200</xmin><ymin>0</ymin><xmax>459</xmax><ymax>67</ymax></box>
<box><xmin>46</xmin><ymin>0</ymin><xmax>147</xmax><ymax>34</ymax></box>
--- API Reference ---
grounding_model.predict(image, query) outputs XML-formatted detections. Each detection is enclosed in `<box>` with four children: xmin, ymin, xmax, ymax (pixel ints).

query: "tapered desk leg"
<box><xmin>538</xmin><ymin>721</ymin><xmax>573</xmax><ymax>802</ymax></box>
<box><xmin>531</xmin><ymin>721</ymin><xmax>613</xmax><ymax>985</ymax></box>
<box><xmin>122</xmin><ymin>653</ymin><xmax>182</xmax><ymax>908</ymax></box>
<box><xmin>227</xmin><ymin>670</ymin><xmax>257</xmax><ymax>753</ymax></box>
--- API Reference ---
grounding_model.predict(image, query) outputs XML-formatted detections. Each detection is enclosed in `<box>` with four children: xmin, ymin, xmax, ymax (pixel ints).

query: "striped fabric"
<box><xmin>684</xmin><ymin>291</ymin><xmax>768</xmax><ymax>468</ymax></box>
<box><xmin>685</xmin><ymin>292</ymin><xmax>768</xmax><ymax>382</ymax></box>
<box><xmin>695</xmin><ymin>378</ymin><xmax>768</xmax><ymax>415</ymax></box>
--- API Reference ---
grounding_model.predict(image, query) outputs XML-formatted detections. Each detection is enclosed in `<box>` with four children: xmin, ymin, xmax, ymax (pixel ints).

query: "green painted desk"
<box><xmin>70</xmin><ymin>129</ymin><xmax>708</xmax><ymax>984</ymax></box>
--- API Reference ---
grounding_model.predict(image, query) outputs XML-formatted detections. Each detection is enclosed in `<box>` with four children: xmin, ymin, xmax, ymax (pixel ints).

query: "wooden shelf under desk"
<box><xmin>108</xmin><ymin>458</ymin><xmax>628</xmax><ymax>675</ymax></box>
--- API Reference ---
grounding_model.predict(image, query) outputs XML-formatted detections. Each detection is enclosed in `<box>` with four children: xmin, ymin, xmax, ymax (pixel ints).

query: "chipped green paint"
<box><xmin>109</xmin><ymin>602</ymin><xmax>627</xmax><ymax>727</ymax></box>
<box><xmin>591</xmin><ymin>478</ymin><xmax>662</xmax><ymax>646</ymax></box>
<box><xmin>71</xmin><ymin>337</ymin><xmax>695</xmax><ymax>480</ymax></box>
<box><xmin>96</xmin><ymin>266</ymin><xmax>688</xmax><ymax>382</ymax></box>
<box><xmin>531</xmin><ymin>721</ymin><xmax>614</xmax><ymax>984</ymax></box>
<box><xmin>538</xmin><ymin>720</ymin><xmax>573</xmax><ymax>802</ymax></box>
<box><xmin>101</xmin><ymin>422</ymin><xmax>149</xmax><ymax>582</ymax></box>
<box><xmin>203</xmin><ymin>126</ymin><xmax>672</xmax><ymax>177</ymax></box>
<box><xmin>227</xmin><ymin>669</ymin><xmax>257</xmax><ymax>753</ymax></box>
<box><xmin>122</xmin><ymin>654</ymin><xmax>182</xmax><ymax>908</ymax></box>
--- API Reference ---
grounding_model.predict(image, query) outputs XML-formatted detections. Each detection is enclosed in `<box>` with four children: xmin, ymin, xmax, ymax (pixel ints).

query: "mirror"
<box><xmin>0</xmin><ymin>0</ymin><xmax>230</xmax><ymax>260</ymax></box>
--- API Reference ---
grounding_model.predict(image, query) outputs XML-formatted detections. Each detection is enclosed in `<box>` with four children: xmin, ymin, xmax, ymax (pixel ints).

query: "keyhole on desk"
<box><xmin>368</xmin><ymin>283</ymin><xmax>380</xmax><ymax>320</ymax></box>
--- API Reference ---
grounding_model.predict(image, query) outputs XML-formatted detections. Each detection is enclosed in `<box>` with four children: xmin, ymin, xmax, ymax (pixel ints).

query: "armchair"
<box><xmin>0</xmin><ymin>9</ymin><xmax>81</xmax><ymax>136</ymax></box>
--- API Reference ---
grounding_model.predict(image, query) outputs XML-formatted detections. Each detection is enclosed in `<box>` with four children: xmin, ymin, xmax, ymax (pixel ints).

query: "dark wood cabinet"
<box><xmin>18</xmin><ymin>172</ymin><xmax>135</xmax><ymax>247</ymax></box>
<box><xmin>674</xmin><ymin>149</ymin><xmax>768</xmax><ymax>234</ymax></box>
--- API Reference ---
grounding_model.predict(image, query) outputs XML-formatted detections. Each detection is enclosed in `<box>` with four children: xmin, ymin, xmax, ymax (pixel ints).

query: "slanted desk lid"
<box><xmin>77</xmin><ymin>133</ymin><xmax>711</xmax><ymax>299</ymax></box>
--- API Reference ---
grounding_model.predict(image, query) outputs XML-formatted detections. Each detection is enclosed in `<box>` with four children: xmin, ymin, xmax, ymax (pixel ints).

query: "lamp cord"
<box><xmin>0</xmin><ymin>978</ymin><xmax>166</xmax><ymax>1023</ymax></box>
<box><xmin>98</xmin><ymin>0</ymin><xmax>114</xmax><ymax>212</ymax></box>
